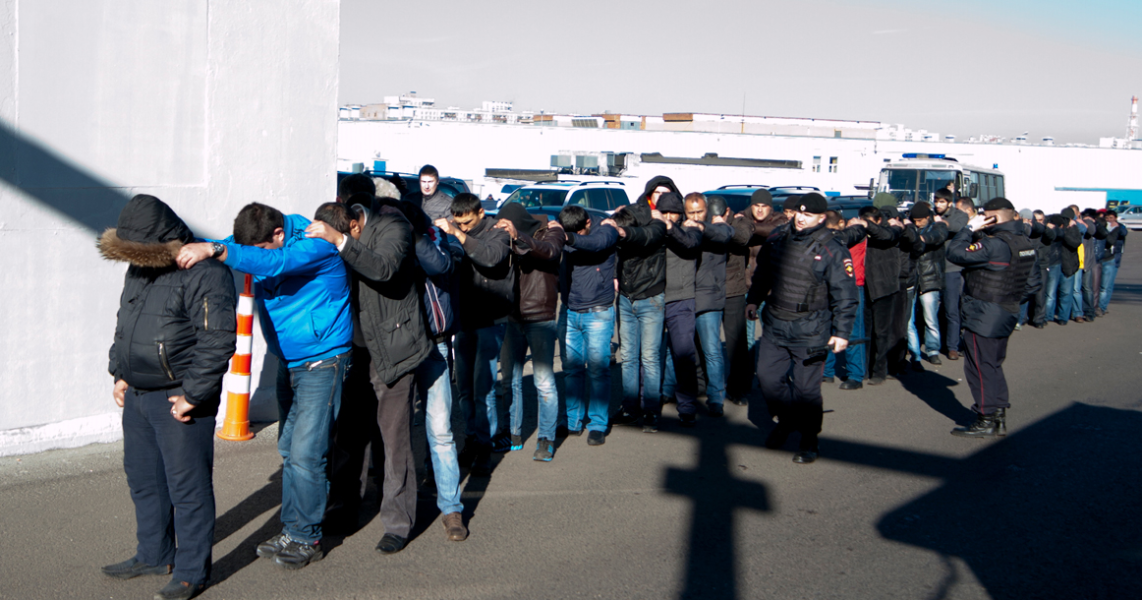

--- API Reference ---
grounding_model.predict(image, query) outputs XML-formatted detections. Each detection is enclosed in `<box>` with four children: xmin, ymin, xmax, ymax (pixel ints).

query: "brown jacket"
<box><xmin>744</xmin><ymin>212</ymin><xmax>790</xmax><ymax>287</ymax></box>
<box><xmin>511</xmin><ymin>215</ymin><xmax>566</xmax><ymax>322</ymax></box>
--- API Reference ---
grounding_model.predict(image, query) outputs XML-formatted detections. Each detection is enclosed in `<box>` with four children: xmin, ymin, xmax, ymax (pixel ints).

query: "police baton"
<box><xmin>803</xmin><ymin>338</ymin><xmax>870</xmax><ymax>366</ymax></box>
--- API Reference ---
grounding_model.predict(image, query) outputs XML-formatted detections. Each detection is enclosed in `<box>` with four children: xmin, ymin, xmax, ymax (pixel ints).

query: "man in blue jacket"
<box><xmin>178</xmin><ymin>202</ymin><xmax>353</xmax><ymax>570</ymax></box>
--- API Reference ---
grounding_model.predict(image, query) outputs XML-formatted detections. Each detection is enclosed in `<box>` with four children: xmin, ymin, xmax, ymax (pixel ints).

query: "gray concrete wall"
<box><xmin>0</xmin><ymin>0</ymin><xmax>340</xmax><ymax>455</ymax></box>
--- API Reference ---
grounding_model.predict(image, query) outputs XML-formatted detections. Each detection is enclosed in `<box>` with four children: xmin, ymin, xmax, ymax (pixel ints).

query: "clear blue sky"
<box><xmin>339</xmin><ymin>0</ymin><xmax>1142</xmax><ymax>143</ymax></box>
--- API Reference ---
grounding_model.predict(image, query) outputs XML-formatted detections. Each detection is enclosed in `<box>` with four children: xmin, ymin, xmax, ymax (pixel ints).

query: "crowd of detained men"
<box><xmin>97</xmin><ymin>166</ymin><xmax>1127</xmax><ymax>599</ymax></box>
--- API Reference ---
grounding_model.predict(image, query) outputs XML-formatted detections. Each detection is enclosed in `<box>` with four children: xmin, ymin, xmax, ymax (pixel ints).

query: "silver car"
<box><xmin>1116</xmin><ymin>204</ymin><xmax>1142</xmax><ymax>230</ymax></box>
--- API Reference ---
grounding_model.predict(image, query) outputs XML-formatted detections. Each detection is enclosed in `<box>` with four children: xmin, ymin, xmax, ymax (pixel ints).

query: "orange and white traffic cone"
<box><xmin>218</xmin><ymin>274</ymin><xmax>255</xmax><ymax>441</ymax></box>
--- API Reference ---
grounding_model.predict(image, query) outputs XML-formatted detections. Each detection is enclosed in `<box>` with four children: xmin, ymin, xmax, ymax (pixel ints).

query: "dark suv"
<box><xmin>336</xmin><ymin>170</ymin><xmax>471</xmax><ymax>199</ymax></box>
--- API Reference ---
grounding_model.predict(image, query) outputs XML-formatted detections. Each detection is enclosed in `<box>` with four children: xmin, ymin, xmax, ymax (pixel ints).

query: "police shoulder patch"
<box><xmin>843</xmin><ymin>258</ymin><xmax>854</xmax><ymax>277</ymax></box>
<box><xmin>967</xmin><ymin>242</ymin><xmax>982</xmax><ymax>252</ymax></box>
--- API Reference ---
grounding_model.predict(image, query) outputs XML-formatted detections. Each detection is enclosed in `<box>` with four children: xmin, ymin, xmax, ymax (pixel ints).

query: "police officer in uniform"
<box><xmin>946</xmin><ymin>197</ymin><xmax>1042</xmax><ymax>438</ymax></box>
<box><xmin>745</xmin><ymin>193</ymin><xmax>859</xmax><ymax>463</ymax></box>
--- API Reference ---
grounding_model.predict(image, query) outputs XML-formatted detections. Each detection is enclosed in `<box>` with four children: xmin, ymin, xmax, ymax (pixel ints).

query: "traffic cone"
<box><xmin>218</xmin><ymin>274</ymin><xmax>255</xmax><ymax>441</ymax></box>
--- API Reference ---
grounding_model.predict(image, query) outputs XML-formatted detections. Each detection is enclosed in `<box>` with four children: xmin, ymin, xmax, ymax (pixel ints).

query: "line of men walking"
<box><xmin>98</xmin><ymin>170</ymin><xmax>1126</xmax><ymax>599</ymax></box>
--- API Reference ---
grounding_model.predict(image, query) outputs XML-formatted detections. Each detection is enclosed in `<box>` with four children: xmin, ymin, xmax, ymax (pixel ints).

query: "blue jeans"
<box><xmin>455</xmin><ymin>324</ymin><xmax>506</xmax><ymax>445</ymax></box>
<box><xmin>505</xmin><ymin>318</ymin><xmax>559</xmax><ymax>441</ymax></box>
<box><xmin>414</xmin><ymin>340</ymin><xmax>462</xmax><ymax>515</ymax></box>
<box><xmin>746</xmin><ymin>318</ymin><xmax>758</xmax><ymax>352</ymax></box>
<box><xmin>1100</xmin><ymin>261</ymin><xmax>1119</xmax><ymax>312</ymax></box>
<box><xmin>908</xmin><ymin>290</ymin><xmax>941</xmax><ymax>360</ymax></box>
<box><xmin>122</xmin><ymin>387</ymin><xmax>216</xmax><ymax>585</ymax></box>
<box><xmin>825</xmin><ymin>285</ymin><xmax>865</xmax><ymax>381</ymax></box>
<box><xmin>276</xmin><ymin>351</ymin><xmax>350</xmax><ymax>544</ymax></box>
<box><xmin>695</xmin><ymin>310</ymin><xmax>726</xmax><ymax>405</ymax></box>
<box><xmin>563</xmin><ymin>306</ymin><xmax>615</xmax><ymax>433</ymax></box>
<box><xmin>617</xmin><ymin>293</ymin><xmax>665</xmax><ymax>415</ymax></box>
<box><xmin>1044</xmin><ymin>265</ymin><xmax>1075</xmax><ymax>322</ymax></box>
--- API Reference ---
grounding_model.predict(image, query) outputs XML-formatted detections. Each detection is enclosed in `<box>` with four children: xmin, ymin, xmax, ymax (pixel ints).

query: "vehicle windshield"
<box><xmin>878</xmin><ymin>169</ymin><xmax>956</xmax><ymax>204</ymax></box>
<box><xmin>504</xmin><ymin>188</ymin><xmax>568</xmax><ymax>208</ymax></box>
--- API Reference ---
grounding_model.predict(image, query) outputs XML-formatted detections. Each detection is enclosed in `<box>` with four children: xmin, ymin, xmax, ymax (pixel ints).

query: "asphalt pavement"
<box><xmin>3</xmin><ymin>243</ymin><xmax>1140</xmax><ymax>600</ymax></box>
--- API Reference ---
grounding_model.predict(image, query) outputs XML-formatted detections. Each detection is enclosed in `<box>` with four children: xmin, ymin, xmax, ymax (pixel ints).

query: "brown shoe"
<box><xmin>947</xmin><ymin>350</ymin><xmax>961</xmax><ymax>361</ymax></box>
<box><xmin>1074</xmin><ymin>317</ymin><xmax>1086</xmax><ymax>323</ymax></box>
<box><xmin>442</xmin><ymin>512</ymin><xmax>468</xmax><ymax>542</ymax></box>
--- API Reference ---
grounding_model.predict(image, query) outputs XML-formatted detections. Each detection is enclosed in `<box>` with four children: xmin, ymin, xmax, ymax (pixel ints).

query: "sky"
<box><xmin>339</xmin><ymin>0</ymin><xmax>1142</xmax><ymax>144</ymax></box>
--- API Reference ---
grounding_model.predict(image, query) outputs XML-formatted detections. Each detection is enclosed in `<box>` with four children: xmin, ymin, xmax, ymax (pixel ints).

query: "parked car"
<box><xmin>767</xmin><ymin>186</ymin><xmax>823</xmax><ymax>206</ymax></box>
<box><xmin>703</xmin><ymin>185</ymin><xmax>768</xmax><ymax>215</ymax></box>
<box><xmin>492</xmin><ymin>181</ymin><xmax>631</xmax><ymax>221</ymax></box>
<box><xmin>1116</xmin><ymin>204</ymin><xmax>1142</xmax><ymax>230</ymax></box>
<box><xmin>829</xmin><ymin>195</ymin><xmax>873</xmax><ymax>220</ymax></box>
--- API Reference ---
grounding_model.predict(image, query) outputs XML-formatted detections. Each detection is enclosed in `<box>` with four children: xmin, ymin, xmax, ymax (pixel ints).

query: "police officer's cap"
<box><xmin>750</xmin><ymin>189</ymin><xmax>773</xmax><ymax>207</ymax></box>
<box><xmin>796</xmin><ymin>193</ymin><xmax>828</xmax><ymax>215</ymax></box>
<box><xmin>983</xmin><ymin>197</ymin><xmax>1015</xmax><ymax>211</ymax></box>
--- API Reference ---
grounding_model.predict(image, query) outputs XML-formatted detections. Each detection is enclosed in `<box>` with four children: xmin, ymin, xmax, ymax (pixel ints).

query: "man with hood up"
<box><xmin>605</xmin><ymin>176</ymin><xmax>674</xmax><ymax>432</ymax></box>
<box><xmin>494</xmin><ymin>202</ymin><xmax>566</xmax><ymax>461</ymax></box>
<box><xmin>99</xmin><ymin>194</ymin><xmax>237</xmax><ymax>600</ymax></box>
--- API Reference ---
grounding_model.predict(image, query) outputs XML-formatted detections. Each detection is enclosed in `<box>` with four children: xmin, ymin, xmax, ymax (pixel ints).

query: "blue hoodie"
<box><xmin>220</xmin><ymin>214</ymin><xmax>354</xmax><ymax>367</ymax></box>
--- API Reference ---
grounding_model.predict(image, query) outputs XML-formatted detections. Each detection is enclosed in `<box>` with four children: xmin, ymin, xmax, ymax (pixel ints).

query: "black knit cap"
<box><xmin>984</xmin><ymin>197</ymin><xmax>1015</xmax><ymax>211</ymax></box>
<box><xmin>910</xmin><ymin>202</ymin><xmax>933</xmax><ymax>219</ymax></box>
<box><xmin>750</xmin><ymin>189</ymin><xmax>773</xmax><ymax>207</ymax></box>
<box><xmin>1060</xmin><ymin>206</ymin><xmax>1075</xmax><ymax>220</ymax></box>
<box><xmin>656</xmin><ymin>192</ymin><xmax>685</xmax><ymax>214</ymax></box>
<box><xmin>782</xmin><ymin>195</ymin><xmax>801</xmax><ymax>213</ymax></box>
<box><xmin>796</xmin><ymin>193</ymin><xmax>828</xmax><ymax>215</ymax></box>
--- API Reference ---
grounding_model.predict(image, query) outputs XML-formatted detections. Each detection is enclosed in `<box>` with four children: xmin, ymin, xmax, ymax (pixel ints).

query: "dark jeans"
<box><xmin>755</xmin><ymin>335</ymin><xmax>825</xmax><ymax>451</ymax></box>
<box><xmin>1082</xmin><ymin>265</ymin><xmax>1097</xmax><ymax>319</ymax></box>
<box><xmin>943</xmin><ymin>271</ymin><xmax>964</xmax><ymax>352</ymax></box>
<box><xmin>722</xmin><ymin>295</ymin><xmax>752</xmax><ymax>400</ymax></box>
<box><xmin>868</xmin><ymin>289</ymin><xmax>902</xmax><ymax>379</ymax></box>
<box><xmin>329</xmin><ymin>347</ymin><xmax>417</xmax><ymax>538</ymax></box>
<box><xmin>122</xmin><ymin>387</ymin><xmax>216</xmax><ymax>585</ymax></box>
<box><xmin>663</xmin><ymin>298</ymin><xmax>700</xmax><ymax>415</ymax></box>
<box><xmin>962</xmin><ymin>330</ymin><xmax>1010</xmax><ymax>415</ymax></box>
<box><xmin>825</xmin><ymin>285</ymin><xmax>865</xmax><ymax>382</ymax></box>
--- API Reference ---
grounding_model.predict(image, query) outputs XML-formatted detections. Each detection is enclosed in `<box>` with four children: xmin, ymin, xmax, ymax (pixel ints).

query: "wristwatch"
<box><xmin>211</xmin><ymin>241</ymin><xmax>226</xmax><ymax>258</ymax></box>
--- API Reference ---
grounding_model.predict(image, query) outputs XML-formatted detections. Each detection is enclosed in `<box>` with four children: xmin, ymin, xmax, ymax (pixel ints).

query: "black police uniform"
<box><xmin>946</xmin><ymin>219</ymin><xmax>1042</xmax><ymax>436</ymax></box>
<box><xmin>746</xmin><ymin>220</ymin><xmax>858</xmax><ymax>460</ymax></box>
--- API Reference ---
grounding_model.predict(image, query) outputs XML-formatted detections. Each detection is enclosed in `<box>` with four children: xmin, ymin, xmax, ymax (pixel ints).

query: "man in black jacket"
<box><xmin>907</xmin><ymin>203</ymin><xmax>948</xmax><ymax>365</ymax></box>
<box><xmin>306</xmin><ymin>199</ymin><xmax>430</xmax><ymax>555</ymax></box>
<box><xmin>946</xmin><ymin>198</ymin><xmax>1041</xmax><ymax>438</ymax></box>
<box><xmin>746</xmin><ymin>193</ymin><xmax>858</xmax><ymax>464</ymax></box>
<box><xmin>435</xmin><ymin>193</ymin><xmax>514</xmax><ymax>469</ymax></box>
<box><xmin>933</xmin><ymin>189</ymin><xmax>970</xmax><ymax>359</ymax></box>
<box><xmin>722</xmin><ymin>190</ymin><xmax>768</xmax><ymax>405</ymax></box>
<box><xmin>99</xmin><ymin>195</ymin><xmax>237</xmax><ymax>600</ymax></box>
<box><xmin>849</xmin><ymin>204</ymin><xmax>905</xmax><ymax>385</ymax></box>
<box><xmin>688</xmin><ymin>194</ymin><xmax>735</xmax><ymax>417</ymax></box>
<box><xmin>1043</xmin><ymin>209</ymin><xmax>1083</xmax><ymax>325</ymax></box>
<box><xmin>608</xmin><ymin>176</ymin><xmax>673</xmax><ymax>432</ymax></box>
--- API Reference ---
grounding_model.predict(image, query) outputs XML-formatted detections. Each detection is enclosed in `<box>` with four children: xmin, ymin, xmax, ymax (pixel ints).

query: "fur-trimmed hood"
<box><xmin>97</xmin><ymin>229</ymin><xmax>184</xmax><ymax>267</ymax></box>
<box><xmin>96</xmin><ymin>194</ymin><xmax>193</xmax><ymax>267</ymax></box>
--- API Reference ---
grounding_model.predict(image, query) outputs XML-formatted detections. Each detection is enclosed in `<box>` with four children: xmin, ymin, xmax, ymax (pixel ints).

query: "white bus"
<box><xmin>877</xmin><ymin>154</ymin><xmax>1005</xmax><ymax>207</ymax></box>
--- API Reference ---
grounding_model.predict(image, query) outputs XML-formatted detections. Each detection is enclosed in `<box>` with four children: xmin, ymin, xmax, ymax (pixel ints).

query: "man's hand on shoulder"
<box><xmin>304</xmin><ymin>221</ymin><xmax>345</xmax><ymax>247</ymax></box>
<box><xmin>177</xmin><ymin>242</ymin><xmax>218</xmax><ymax>270</ymax></box>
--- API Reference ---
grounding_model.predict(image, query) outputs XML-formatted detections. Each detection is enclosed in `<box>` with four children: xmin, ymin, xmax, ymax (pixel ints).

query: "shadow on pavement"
<box><xmin>896</xmin><ymin>369</ymin><xmax>976</xmax><ymax>426</ymax></box>
<box><xmin>209</xmin><ymin>469</ymin><xmax>282</xmax><ymax>585</ymax></box>
<box><xmin>655</xmin><ymin>400</ymin><xmax>1142</xmax><ymax>600</ymax></box>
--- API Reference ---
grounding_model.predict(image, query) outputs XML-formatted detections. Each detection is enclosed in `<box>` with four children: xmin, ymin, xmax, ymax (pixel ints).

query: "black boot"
<box><xmin>993</xmin><ymin>408</ymin><xmax>1007</xmax><ymax>437</ymax></box>
<box><xmin>950</xmin><ymin>412</ymin><xmax>998</xmax><ymax>438</ymax></box>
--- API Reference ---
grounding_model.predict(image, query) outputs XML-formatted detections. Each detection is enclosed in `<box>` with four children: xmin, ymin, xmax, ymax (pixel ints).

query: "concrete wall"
<box><xmin>0</xmin><ymin>0</ymin><xmax>340</xmax><ymax>456</ymax></box>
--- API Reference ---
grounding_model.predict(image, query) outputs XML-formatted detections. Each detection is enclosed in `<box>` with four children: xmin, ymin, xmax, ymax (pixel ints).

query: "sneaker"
<box><xmin>838</xmin><ymin>379</ymin><xmax>863</xmax><ymax>390</ymax></box>
<box><xmin>587</xmin><ymin>430</ymin><xmax>606</xmax><ymax>446</ymax></box>
<box><xmin>1014</xmin><ymin>323</ymin><xmax>1023</xmax><ymax>331</ymax></box>
<box><xmin>442</xmin><ymin>512</ymin><xmax>468</xmax><ymax>542</ymax></box>
<box><xmin>641</xmin><ymin>413</ymin><xmax>660</xmax><ymax>433</ymax></box>
<box><xmin>375</xmin><ymin>533</ymin><xmax>408</xmax><ymax>555</ymax></box>
<box><xmin>256</xmin><ymin>533</ymin><xmax>290</xmax><ymax>559</ymax></box>
<box><xmin>533</xmin><ymin>438</ymin><xmax>554</xmax><ymax>462</ymax></box>
<box><xmin>707</xmin><ymin>402</ymin><xmax>724</xmax><ymax>417</ymax></box>
<box><xmin>509</xmin><ymin>434</ymin><xmax>523</xmax><ymax>451</ymax></box>
<box><xmin>273</xmin><ymin>539</ymin><xmax>324</xmax><ymax>570</ymax></box>
<box><xmin>567</xmin><ymin>428</ymin><xmax>583</xmax><ymax>436</ymax></box>
<box><xmin>101</xmin><ymin>557</ymin><xmax>171</xmax><ymax>580</ymax></box>
<box><xmin>154</xmin><ymin>579</ymin><xmax>205</xmax><ymax>600</ymax></box>
<box><xmin>490</xmin><ymin>433</ymin><xmax>513</xmax><ymax>453</ymax></box>
<box><xmin>612</xmin><ymin>408</ymin><xmax>641</xmax><ymax>426</ymax></box>
<box><xmin>680</xmin><ymin>413</ymin><xmax>697</xmax><ymax>427</ymax></box>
